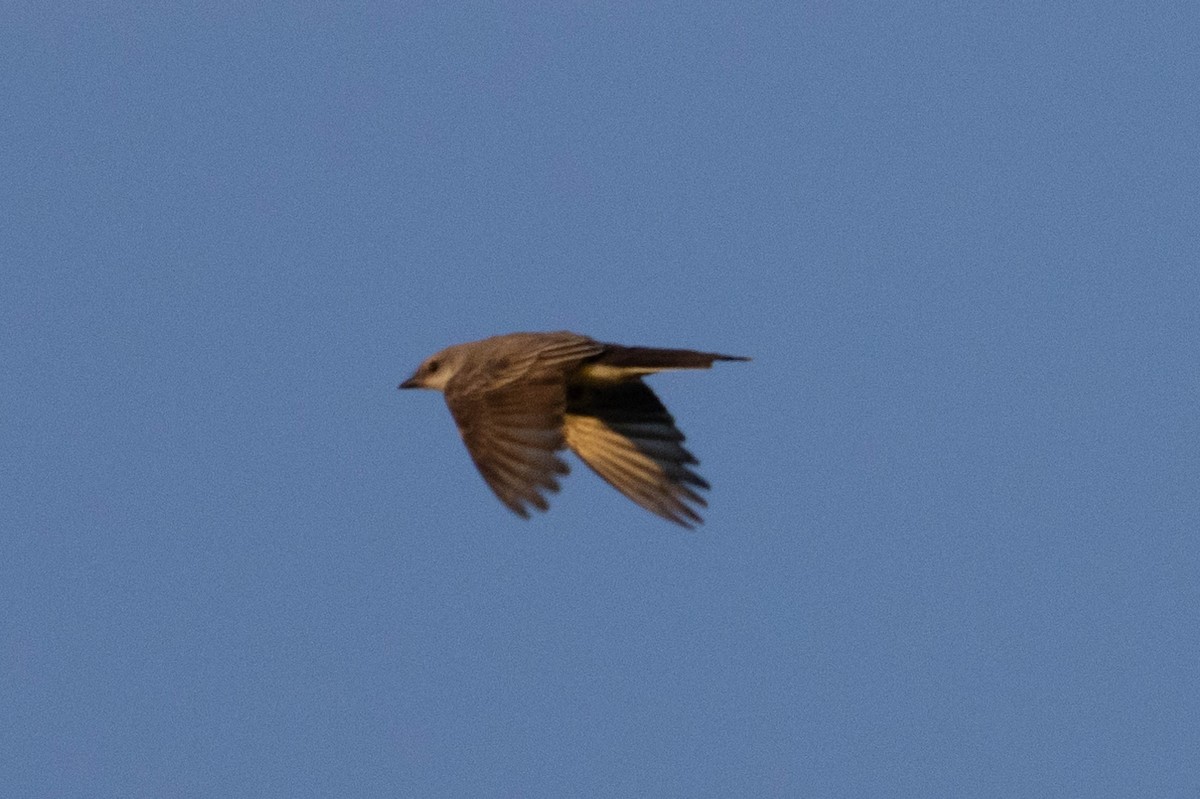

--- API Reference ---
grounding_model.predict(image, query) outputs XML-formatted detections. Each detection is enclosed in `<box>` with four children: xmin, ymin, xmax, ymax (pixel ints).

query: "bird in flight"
<box><xmin>399</xmin><ymin>331</ymin><xmax>749</xmax><ymax>528</ymax></box>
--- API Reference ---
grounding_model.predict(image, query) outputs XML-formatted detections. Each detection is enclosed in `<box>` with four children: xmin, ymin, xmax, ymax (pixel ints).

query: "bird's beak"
<box><xmin>398</xmin><ymin>375</ymin><xmax>421</xmax><ymax>390</ymax></box>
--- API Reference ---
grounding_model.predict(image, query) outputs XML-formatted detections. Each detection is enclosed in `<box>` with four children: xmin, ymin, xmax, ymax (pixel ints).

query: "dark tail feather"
<box><xmin>594</xmin><ymin>344</ymin><xmax>751</xmax><ymax>370</ymax></box>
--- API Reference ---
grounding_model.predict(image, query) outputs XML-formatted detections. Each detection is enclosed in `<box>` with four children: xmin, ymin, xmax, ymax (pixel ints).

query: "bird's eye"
<box><xmin>426</xmin><ymin>360</ymin><xmax>440</xmax><ymax>373</ymax></box>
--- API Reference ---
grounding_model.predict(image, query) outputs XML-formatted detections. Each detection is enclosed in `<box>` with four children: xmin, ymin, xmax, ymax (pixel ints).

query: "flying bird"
<box><xmin>399</xmin><ymin>331</ymin><xmax>749</xmax><ymax>528</ymax></box>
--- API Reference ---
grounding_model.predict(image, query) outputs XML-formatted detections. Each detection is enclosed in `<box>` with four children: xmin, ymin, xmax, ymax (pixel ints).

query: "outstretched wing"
<box><xmin>443</xmin><ymin>335</ymin><xmax>602</xmax><ymax>517</ymax></box>
<box><xmin>563</xmin><ymin>379</ymin><xmax>710</xmax><ymax>529</ymax></box>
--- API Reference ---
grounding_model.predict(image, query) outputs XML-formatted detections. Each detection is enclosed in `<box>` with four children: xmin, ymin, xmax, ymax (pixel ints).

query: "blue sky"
<box><xmin>3</xmin><ymin>3</ymin><xmax>1198</xmax><ymax>796</ymax></box>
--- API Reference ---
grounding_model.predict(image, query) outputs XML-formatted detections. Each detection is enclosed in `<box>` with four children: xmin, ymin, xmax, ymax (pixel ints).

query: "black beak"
<box><xmin>398</xmin><ymin>375</ymin><xmax>421</xmax><ymax>389</ymax></box>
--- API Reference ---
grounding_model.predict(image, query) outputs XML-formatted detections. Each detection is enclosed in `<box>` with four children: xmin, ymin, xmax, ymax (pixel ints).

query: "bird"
<box><xmin>398</xmin><ymin>331</ymin><xmax>749</xmax><ymax>528</ymax></box>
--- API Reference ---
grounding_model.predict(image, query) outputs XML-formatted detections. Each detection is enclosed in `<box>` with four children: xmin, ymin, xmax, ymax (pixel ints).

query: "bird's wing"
<box><xmin>563</xmin><ymin>380</ymin><xmax>709</xmax><ymax>529</ymax></box>
<box><xmin>443</xmin><ymin>336</ymin><xmax>602</xmax><ymax>517</ymax></box>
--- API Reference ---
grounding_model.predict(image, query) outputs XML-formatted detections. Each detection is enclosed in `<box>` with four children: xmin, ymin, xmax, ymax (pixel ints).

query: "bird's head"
<box><xmin>398</xmin><ymin>344</ymin><xmax>466</xmax><ymax>392</ymax></box>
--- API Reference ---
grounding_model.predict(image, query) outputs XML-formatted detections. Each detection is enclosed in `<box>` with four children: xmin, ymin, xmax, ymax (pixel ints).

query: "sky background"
<box><xmin>3</xmin><ymin>3</ymin><xmax>1198</xmax><ymax>797</ymax></box>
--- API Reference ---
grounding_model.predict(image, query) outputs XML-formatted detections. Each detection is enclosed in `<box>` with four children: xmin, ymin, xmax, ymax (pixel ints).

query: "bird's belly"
<box><xmin>576</xmin><ymin>363</ymin><xmax>680</xmax><ymax>382</ymax></box>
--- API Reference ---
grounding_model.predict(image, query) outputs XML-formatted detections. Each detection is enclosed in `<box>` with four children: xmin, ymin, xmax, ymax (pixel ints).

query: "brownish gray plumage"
<box><xmin>398</xmin><ymin>331</ymin><xmax>748</xmax><ymax>528</ymax></box>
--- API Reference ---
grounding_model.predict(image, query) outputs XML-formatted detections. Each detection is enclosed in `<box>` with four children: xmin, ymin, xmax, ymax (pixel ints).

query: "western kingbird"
<box><xmin>398</xmin><ymin>331</ymin><xmax>749</xmax><ymax>528</ymax></box>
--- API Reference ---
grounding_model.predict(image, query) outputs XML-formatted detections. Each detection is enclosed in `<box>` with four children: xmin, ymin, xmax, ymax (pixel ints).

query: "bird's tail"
<box><xmin>591</xmin><ymin>344</ymin><xmax>750</xmax><ymax>371</ymax></box>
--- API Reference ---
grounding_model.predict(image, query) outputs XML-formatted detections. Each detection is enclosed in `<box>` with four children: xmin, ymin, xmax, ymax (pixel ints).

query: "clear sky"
<box><xmin>4</xmin><ymin>3</ymin><xmax>1198</xmax><ymax>797</ymax></box>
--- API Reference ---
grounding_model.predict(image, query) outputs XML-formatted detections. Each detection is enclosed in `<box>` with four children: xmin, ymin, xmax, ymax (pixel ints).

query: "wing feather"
<box><xmin>563</xmin><ymin>380</ymin><xmax>710</xmax><ymax>529</ymax></box>
<box><xmin>442</xmin><ymin>334</ymin><xmax>603</xmax><ymax>518</ymax></box>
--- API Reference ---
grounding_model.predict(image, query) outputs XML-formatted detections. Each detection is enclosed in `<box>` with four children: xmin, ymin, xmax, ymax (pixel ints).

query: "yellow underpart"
<box><xmin>575</xmin><ymin>363</ymin><xmax>692</xmax><ymax>382</ymax></box>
